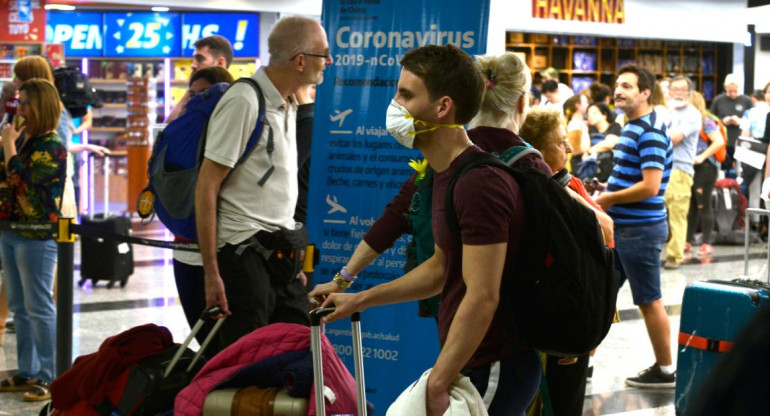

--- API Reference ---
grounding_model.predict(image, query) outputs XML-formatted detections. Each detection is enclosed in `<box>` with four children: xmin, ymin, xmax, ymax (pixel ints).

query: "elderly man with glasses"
<box><xmin>194</xmin><ymin>16</ymin><xmax>332</xmax><ymax>353</ymax></box>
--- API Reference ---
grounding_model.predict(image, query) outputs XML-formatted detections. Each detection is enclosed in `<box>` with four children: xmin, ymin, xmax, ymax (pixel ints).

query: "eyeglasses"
<box><xmin>290</xmin><ymin>52</ymin><xmax>331</xmax><ymax>61</ymax></box>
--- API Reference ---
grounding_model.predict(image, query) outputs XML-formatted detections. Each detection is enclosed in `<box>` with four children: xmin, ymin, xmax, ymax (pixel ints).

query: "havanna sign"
<box><xmin>532</xmin><ymin>0</ymin><xmax>625</xmax><ymax>24</ymax></box>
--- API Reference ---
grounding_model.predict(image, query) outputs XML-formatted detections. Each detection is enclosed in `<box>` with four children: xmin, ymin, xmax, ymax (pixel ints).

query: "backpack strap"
<box><xmin>444</xmin><ymin>151</ymin><xmax>515</xmax><ymax>246</ymax></box>
<box><xmin>232</xmin><ymin>77</ymin><xmax>274</xmax><ymax>187</ymax></box>
<box><xmin>498</xmin><ymin>142</ymin><xmax>543</xmax><ymax>166</ymax></box>
<box><xmin>553</xmin><ymin>169</ymin><xmax>571</xmax><ymax>188</ymax></box>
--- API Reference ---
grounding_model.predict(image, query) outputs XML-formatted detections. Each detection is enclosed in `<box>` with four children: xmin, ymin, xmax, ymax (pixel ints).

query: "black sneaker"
<box><xmin>625</xmin><ymin>364</ymin><xmax>675</xmax><ymax>388</ymax></box>
<box><xmin>586</xmin><ymin>365</ymin><xmax>594</xmax><ymax>382</ymax></box>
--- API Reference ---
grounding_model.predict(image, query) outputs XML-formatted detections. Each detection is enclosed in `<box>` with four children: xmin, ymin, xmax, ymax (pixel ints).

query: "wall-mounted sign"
<box><xmin>0</xmin><ymin>0</ymin><xmax>46</xmax><ymax>42</ymax></box>
<box><xmin>46</xmin><ymin>12</ymin><xmax>104</xmax><ymax>57</ymax></box>
<box><xmin>532</xmin><ymin>0</ymin><xmax>625</xmax><ymax>24</ymax></box>
<box><xmin>104</xmin><ymin>12</ymin><xmax>181</xmax><ymax>57</ymax></box>
<box><xmin>181</xmin><ymin>13</ymin><xmax>259</xmax><ymax>58</ymax></box>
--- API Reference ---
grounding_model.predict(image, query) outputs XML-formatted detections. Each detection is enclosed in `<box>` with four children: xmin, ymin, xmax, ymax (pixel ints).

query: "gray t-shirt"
<box><xmin>204</xmin><ymin>68</ymin><xmax>300</xmax><ymax>248</ymax></box>
<box><xmin>710</xmin><ymin>93</ymin><xmax>753</xmax><ymax>146</ymax></box>
<box><xmin>668</xmin><ymin>104</ymin><xmax>702</xmax><ymax>176</ymax></box>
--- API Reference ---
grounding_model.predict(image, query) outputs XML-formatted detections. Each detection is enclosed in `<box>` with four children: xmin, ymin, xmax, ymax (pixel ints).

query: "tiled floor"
<box><xmin>0</xmin><ymin>218</ymin><xmax>766</xmax><ymax>415</ymax></box>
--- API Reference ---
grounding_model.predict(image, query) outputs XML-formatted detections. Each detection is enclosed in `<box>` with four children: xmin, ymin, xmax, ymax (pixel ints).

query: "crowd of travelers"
<box><xmin>0</xmin><ymin>15</ymin><xmax>765</xmax><ymax>416</ymax></box>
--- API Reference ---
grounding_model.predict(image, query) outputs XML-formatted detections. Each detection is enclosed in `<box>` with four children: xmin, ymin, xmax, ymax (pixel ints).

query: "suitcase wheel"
<box><xmin>107</xmin><ymin>281</ymin><xmax>115</xmax><ymax>289</ymax></box>
<box><xmin>120</xmin><ymin>280</ymin><xmax>127</xmax><ymax>288</ymax></box>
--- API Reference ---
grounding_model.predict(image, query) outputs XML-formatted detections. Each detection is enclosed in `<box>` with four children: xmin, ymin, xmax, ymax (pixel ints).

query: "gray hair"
<box><xmin>469</xmin><ymin>52</ymin><xmax>531</xmax><ymax>129</ymax></box>
<box><xmin>268</xmin><ymin>16</ymin><xmax>322</xmax><ymax>62</ymax></box>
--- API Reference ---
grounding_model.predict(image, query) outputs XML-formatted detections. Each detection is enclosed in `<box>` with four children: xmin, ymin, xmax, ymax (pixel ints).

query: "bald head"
<box><xmin>268</xmin><ymin>16</ymin><xmax>325</xmax><ymax>63</ymax></box>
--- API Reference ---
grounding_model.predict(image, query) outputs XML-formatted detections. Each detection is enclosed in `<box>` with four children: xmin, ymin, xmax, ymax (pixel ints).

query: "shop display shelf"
<box><xmin>91</xmin><ymin>127</ymin><xmax>126</xmax><ymax>133</ymax></box>
<box><xmin>91</xmin><ymin>78</ymin><xmax>130</xmax><ymax>84</ymax></box>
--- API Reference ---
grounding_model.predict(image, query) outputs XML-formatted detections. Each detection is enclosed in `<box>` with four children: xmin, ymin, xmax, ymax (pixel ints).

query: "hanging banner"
<box><xmin>0</xmin><ymin>0</ymin><xmax>46</xmax><ymax>42</ymax></box>
<box><xmin>307</xmin><ymin>0</ymin><xmax>489</xmax><ymax>410</ymax></box>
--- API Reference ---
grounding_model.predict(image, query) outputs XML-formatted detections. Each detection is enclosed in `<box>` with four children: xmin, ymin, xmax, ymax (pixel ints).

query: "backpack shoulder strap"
<box><xmin>498</xmin><ymin>143</ymin><xmax>543</xmax><ymax>166</ymax></box>
<box><xmin>444</xmin><ymin>151</ymin><xmax>515</xmax><ymax>246</ymax></box>
<box><xmin>553</xmin><ymin>168</ymin><xmax>571</xmax><ymax>188</ymax></box>
<box><xmin>232</xmin><ymin>77</ymin><xmax>274</xmax><ymax>186</ymax></box>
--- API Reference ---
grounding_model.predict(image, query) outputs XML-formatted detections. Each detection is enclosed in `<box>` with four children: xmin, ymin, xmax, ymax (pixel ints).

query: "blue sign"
<box><xmin>306</xmin><ymin>0</ymin><xmax>490</xmax><ymax>411</ymax></box>
<box><xmin>104</xmin><ymin>12</ymin><xmax>181</xmax><ymax>57</ymax></box>
<box><xmin>46</xmin><ymin>12</ymin><xmax>104</xmax><ymax>57</ymax></box>
<box><xmin>182</xmin><ymin>13</ymin><xmax>259</xmax><ymax>57</ymax></box>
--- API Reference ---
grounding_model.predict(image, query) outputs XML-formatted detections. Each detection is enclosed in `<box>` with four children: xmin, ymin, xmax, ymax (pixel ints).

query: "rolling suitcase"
<box><xmin>310</xmin><ymin>307</ymin><xmax>368</xmax><ymax>416</ymax></box>
<box><xmin>43</xmin><ymin>307</ymin><xmax>225</xmax><ymax>416</ymax></box>
<box><xmin>675</xmin><ymin>208</ymin><xmax>770</xmax><ymax>414</ymax></box>
<box><xmin>79</xmin><ymin>155</ymin><xmax>135</xmax><ymax>288</ymax></box>
<box><xmin>200</xmin><ymin>308</ymin><xmax>368</xmax><ymax>416</ymax></box>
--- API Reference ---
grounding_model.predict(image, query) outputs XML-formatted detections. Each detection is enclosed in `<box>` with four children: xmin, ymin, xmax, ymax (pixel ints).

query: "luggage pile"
<box><xmin>42</xmin><ymin>308</ymin><xmax>369</xmax><ymax>416</ymax></box>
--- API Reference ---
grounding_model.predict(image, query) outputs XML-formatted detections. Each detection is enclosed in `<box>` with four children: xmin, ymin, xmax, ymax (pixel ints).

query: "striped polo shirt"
<box><xmin>607</xmin><ymin>110</ymin><xmax>673</xmax><ymax>226</ymax></box>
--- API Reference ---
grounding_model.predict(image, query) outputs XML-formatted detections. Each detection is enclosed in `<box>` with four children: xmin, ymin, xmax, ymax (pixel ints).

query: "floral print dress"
<box><xmin>0</xmin><ymin>132</ymin><xmax>67</xmax><ymax>238</ymax></box>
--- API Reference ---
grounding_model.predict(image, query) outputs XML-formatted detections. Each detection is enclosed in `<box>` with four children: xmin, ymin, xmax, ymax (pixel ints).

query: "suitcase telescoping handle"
<box><xmin>88</xmin><ymin>154</ymin><xmax>112</xmax><ymax>220</ymax></box>
<box><xmin>744</xmin><ymin>208</ymin><xmax>770</xmax><ymax>283</ymax></box>
<box><xmin>309</xmin><ymin>307</ymin><xmax>367</xmax><ymax>416</ymax></box>
<box><xmin>163</xmin><ymin>306</ymin><xmax>226</xmax><ymax>379</ymax></box>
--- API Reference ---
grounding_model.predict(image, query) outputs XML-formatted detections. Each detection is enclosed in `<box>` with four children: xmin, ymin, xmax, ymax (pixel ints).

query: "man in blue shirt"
<box><xmin>664</xmin><ymin>76</ymin><xmax>702</xmax><ymax>268</ymax></box>
<box><xmin>596</xmin><ymin>64</ymin><xmax>675</xmax><ymax>388</ymax></box>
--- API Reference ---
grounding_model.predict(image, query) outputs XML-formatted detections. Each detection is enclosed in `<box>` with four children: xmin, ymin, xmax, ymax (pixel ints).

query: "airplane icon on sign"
<box><xmin>330</xmin><ymin>109</ymin><xmax>353</xmax><ymax>128</ymax></box>
<box><xmin>326</xmin><ymin>194</ymin><xmax>347</xmax><ymax>214</ymax></box>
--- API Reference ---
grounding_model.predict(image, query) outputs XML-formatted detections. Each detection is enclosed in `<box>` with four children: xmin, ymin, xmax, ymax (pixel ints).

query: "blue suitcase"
<box><xmin>675</xmin><ymin>208</ymin><xmax>770</xmax><ymax>414</ymax></box>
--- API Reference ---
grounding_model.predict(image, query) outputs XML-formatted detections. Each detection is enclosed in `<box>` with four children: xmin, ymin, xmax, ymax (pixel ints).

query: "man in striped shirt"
<box><xmin>596</xmin><ymin>64</ymin><xmax>675</xmax><ymax>389</ymax></box>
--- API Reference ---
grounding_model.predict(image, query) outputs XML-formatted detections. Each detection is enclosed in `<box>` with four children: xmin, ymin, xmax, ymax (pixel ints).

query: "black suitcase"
<box><xmin>111</xmin><ymin>308</ymin><xmax>225</xmax><ymax>416</ymax></box>
<box><xmin>79</xmin><ymin>155</ymin><xmax>134</xmax><ymax>288</ymax></box>
<box><xmin>41</xmin><ymin>308</ymin><xmax>225</xmax><ymax>416</ymax></box>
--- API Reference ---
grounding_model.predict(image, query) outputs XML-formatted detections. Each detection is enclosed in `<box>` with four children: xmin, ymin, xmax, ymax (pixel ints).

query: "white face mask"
<box><xmin>385</xmin><ymin>100</ymin><xmax>463</xmax><ymax>149</ymax></box>
<box><xmin>669</xmin><ymin>97</ymin><xmax>689</xmax><ymax>109</ymax></box>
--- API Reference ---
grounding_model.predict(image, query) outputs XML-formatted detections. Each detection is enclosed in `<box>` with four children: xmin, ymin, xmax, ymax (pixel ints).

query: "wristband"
<box><xmin>340</xmin><ymin>267</ymin><xmax>358</xmax><ymax>282</ymax></box>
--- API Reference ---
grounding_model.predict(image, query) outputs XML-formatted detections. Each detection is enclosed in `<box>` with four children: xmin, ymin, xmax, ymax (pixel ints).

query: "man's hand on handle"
<box><xmin>308</xmin><ymin>280</ymin><xmax>345</xmax><ymax>306</ymax></box>
<box><xmin>320</xmin><ymin>292</ymin><xmax>363</xmax><ymax>323</ymax></box>
<box><xmin>204</xmin><ymin>271</ymin><xmax>231</xmax><ymax>319</ymax></box>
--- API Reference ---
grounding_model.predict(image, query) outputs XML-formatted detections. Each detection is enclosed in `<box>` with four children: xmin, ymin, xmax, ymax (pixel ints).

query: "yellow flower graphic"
<box><xmin>31</xmin><ymin>151</ymin><xmax>52</xmax><ymax>164</ymax></box>
<box><xmin>409</xmin><ymin>158</ymin><xmax>429</xmax><ymax>185</ymax></box>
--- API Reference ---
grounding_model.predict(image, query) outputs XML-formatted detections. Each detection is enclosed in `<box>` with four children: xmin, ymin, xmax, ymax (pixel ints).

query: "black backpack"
<box><xmin>53</xmin><ymin>67</ymin><xmax>103</xmax><ymax>118</ymax></box>
<box><xmin>445</xmin><ymin>151</ymin><xmax>618</xmax><ymax>356</ymax></box>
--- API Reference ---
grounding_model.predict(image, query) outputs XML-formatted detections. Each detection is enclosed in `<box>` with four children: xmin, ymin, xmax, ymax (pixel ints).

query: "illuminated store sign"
<box><xmin>46</xmin><ymin>12</ymin><xmax>104</xmax><ymax>57</ymax></box>
<box><xmin>182</xmin><ymin>13</ymin><xmax>259</xmax><ymax>57</ymax></box>
<box><xmin>104</xmin><ymin>12</ymin><xmax>182</xmax><ymax>57</ymax></box>
<box><xmin>532</xmin><ymin>0</ymin><xmax>626</xmax><ymax>24</ymax></box>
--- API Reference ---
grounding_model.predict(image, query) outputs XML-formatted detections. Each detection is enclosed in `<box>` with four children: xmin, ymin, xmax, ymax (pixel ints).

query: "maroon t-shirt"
<box><xmin>433</xmin><ymin>145</ymin><xmax>525</xmax><ymax>369</ymax></box>
<box><xmin>363</xmin><ymin>127</ymin><xmax>550</xmax><ymax>252</ymax></box>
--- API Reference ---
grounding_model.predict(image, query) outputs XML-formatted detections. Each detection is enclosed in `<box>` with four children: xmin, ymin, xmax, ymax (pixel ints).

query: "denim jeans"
<box><xmin>614</xmin><ymin>220</ymin><xmax>668</xmax><ymax>306</ymax></box>
<box><xmin>1</xmin><ymin>231</ymin><xmax>57</xmax><ymax>382</ymax></box>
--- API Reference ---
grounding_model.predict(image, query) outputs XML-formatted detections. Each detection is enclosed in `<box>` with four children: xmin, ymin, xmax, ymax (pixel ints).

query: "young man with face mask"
<box><xmin>663</xmin><ymin>76</ymin><xmax>702</xmax><ymax>268</ymax></box>
<box><xmin>320</xmin><ymin>45</ymin><xmax>541</xmax><ymax>416</ymax></box>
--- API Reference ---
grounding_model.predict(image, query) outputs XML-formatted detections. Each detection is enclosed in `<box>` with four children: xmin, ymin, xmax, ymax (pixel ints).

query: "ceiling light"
<box><xmin>152</xmin><ymin>7</ymin><xmax>170</xmax><ymax>12</ymax></box>
<box><xmin>45</xmin><ymin>4</ymin><xmax>76</xmax><ymax>10</ymax></box>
